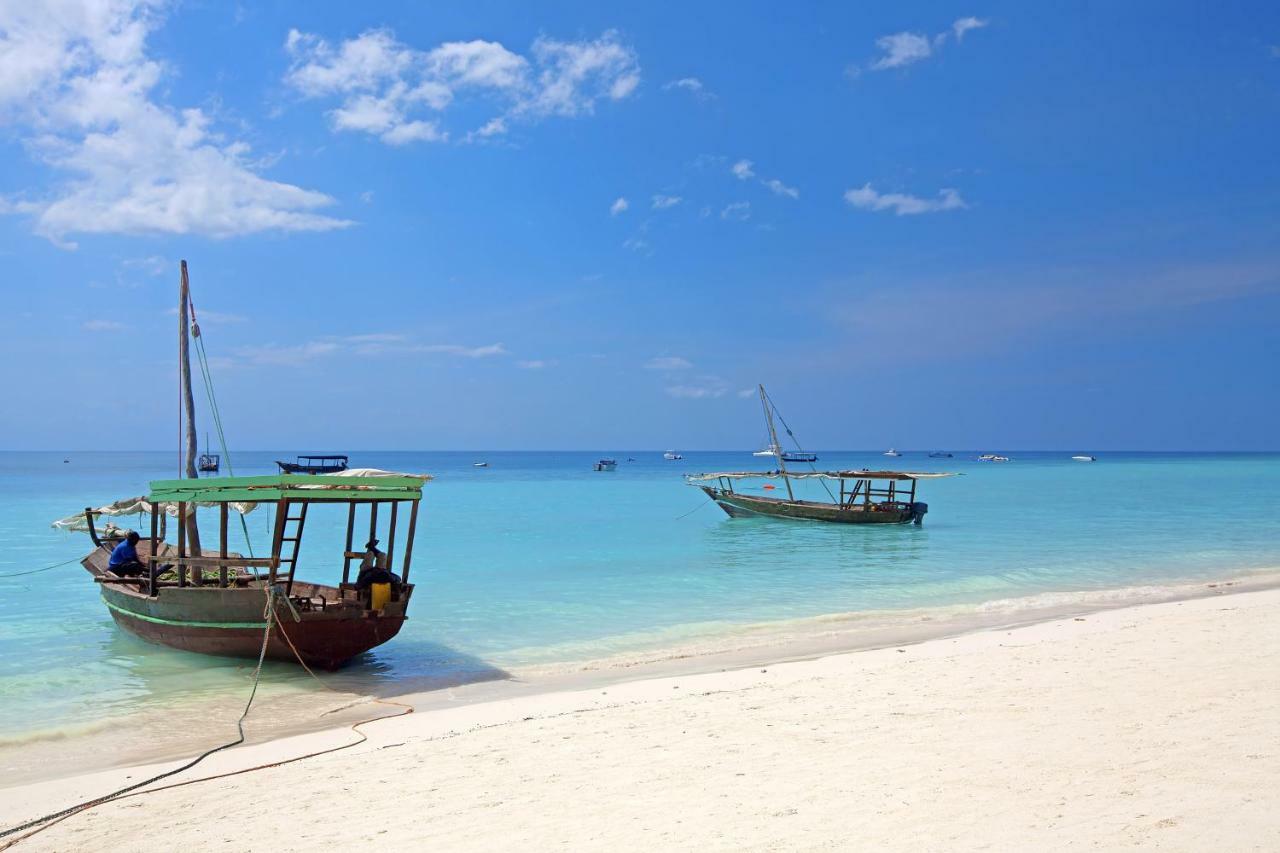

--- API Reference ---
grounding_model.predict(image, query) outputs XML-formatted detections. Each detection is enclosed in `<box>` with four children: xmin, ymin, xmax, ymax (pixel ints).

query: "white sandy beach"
<box><xmin>2</xmin><ymin>584</ymin><xmax>1277</xmax><ymax>852</ymax></box>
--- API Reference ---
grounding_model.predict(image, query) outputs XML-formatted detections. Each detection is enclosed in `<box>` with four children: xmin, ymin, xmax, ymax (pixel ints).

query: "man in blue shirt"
<box><xmin>108</xmin><ymin>531</ymin><xmax>146</xmax><ymax>577</ymax></box>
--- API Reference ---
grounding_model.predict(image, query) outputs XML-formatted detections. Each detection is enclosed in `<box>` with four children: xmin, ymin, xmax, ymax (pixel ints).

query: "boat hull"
<box><xmin>701</xmin><ymin>487</ymin><xmax>926</xmax><ymax>525</ymax></box>
<box><xmin>87</xmin><ymin>552</ymin><xmax>410</xmax><ymax>670</ymax></box>
<box><xmin>276</xmin><ymin>461</ymin><xmax>348</xmax><ymax>474</ymax></box>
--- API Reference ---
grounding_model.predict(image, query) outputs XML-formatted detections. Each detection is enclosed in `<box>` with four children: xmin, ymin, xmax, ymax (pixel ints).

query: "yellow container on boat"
<box><xmin>370</xmin><ymin>582</ymin><xmax>391</xmax><ymax>612</ymax></box>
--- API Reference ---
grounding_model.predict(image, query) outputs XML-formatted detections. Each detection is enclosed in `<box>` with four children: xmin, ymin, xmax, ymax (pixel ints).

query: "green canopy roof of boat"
<box><xmin>148</xmin><ymin>471</ymin><xmax>430</xmax><ymax>504</ymax></box>
<box><xmin>685</xmin><ymin>470</ymin><xmax>958</xmax><ymax>482</ymax></box>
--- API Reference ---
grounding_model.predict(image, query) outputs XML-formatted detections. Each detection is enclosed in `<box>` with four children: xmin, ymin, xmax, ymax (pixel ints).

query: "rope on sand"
<box><xmin>0</xmin><ymin>587</ymin><xmax>412</xmax><ymax>850</ymax></box>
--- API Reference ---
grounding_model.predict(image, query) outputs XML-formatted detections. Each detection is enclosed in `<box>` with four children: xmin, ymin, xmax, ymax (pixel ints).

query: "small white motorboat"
<box><xmin>752</xmin><ymin>445</ymin><xmax>779</xmax><ymax>457</ymax></box>
<box><xmin>883</xmin><ymin>448</ymin><xmax>901</xmax><ymax>457</ymax></box>
<box><xmin>473</xmin><ymin>461</ymin><xmax>489</xmax><ymax>468</ymax></box>
<box><xmin>663</xmin><ymin>450</ymin><xmax>683</xmax><ymax>460</ymax></box>
<box><xmin>1071</xmin><ymin>455</ymin><xmax>1096</xmax><ymax>462</ymax></box>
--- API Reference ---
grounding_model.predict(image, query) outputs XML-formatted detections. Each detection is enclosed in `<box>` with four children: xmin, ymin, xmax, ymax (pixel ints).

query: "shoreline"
<box><xmin>2</xmin><ymin>579</ymin><xmax>1276</xmax><ymax>850</ymax></box>
<box><xmin>0</xmin><ymin>567</ymin><xmax>1277</xmax><ymax>790</ymax></box>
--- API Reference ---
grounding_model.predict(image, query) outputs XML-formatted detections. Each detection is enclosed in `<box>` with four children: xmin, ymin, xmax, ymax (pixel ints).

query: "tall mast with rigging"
<box><xmin>758</xmin><ymin>384</ymin><xmax>794</xmax><ymax>500</ymax></box>
<box><xmin>179</xmin><ymin>260</ymin><xmax>201</xmax><ymax>554</ymax></box>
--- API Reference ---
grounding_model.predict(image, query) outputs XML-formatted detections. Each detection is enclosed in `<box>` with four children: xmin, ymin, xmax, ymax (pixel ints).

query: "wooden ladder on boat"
<box><xmin>274</xmin><ymin>501</ymin><xmax>308</xmax><ymax>591</ymax></box>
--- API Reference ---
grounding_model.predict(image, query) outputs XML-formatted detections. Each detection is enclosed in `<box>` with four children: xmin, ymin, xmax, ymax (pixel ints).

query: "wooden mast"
<box><xmin>758</xmin><ymin>384</ymin><xmax>794</xmax><ymax>500</ymax></box>
<box><xmin>179</xmin><ymin>260</ymin><xmax>201</xmax><ymax>555</ymax></box>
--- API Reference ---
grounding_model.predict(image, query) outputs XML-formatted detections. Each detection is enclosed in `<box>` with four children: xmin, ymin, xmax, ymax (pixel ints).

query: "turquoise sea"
<box><xmin>1</xmin><ymin>450</ymin><xmax>1278</xmax><ymax>759</ymax></box>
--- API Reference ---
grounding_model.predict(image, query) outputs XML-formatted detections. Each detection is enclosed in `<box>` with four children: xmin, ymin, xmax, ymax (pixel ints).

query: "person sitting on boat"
<box><xmin>355</xmin><ymin>538</ymin><xmax>400</xmax><ymax>591</ymax></box>
<box><xmin>108</xmin><ymin>531</ymin><xmax>147</xmax><ymax>577</ymax></box>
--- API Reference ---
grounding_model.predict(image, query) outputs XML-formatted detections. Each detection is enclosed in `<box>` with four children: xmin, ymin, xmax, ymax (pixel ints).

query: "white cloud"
<box><xmin>360</xmin><ymin>190</ymin><xmax>375</xmax><ymax>203</ymax></box>
<box><xmin>516</xmin><ymin>359</ymin><xmax>548</xmax><ymax>369</ymax></box>
<box><xmin>167</xmin><ymin>306</ymin><xmax>248</xmax><ymax>325</ymax></box>
<box><xmin>645</xmin><ymin>356</ymin><xmax>692</xmax><ymax>370</ymax></box>
<box><xmin>622</xmin><ymin>235</ymin><xmax>649</xmax><ymax>253</ymax></box>
<box><xmin>952</xmin><ymin>17</ymin><xmax>988</xmax><ymax>41</ymax></box>
<box><xmin>469</xmin><ymin>116</ymin><xmax>508</xmax><ymax>140</ymax></box>
<box><xmin>870</xmin><ymin>32</ymin><xmax>934</xmax><ymax>70</ymax></box>
<box><xmin>414</xmin><ymin>342</ymin><xmax>508</xmax><ymax>358</ymax></box>
<box><xmin>664</xmin><ymin>77</ymin><xmax>702</xmax><ymax>92</ymax></box>
<box><xmin>285</xmin><ymin>27</ymin><xmax>639</xmax><ymax>144</ymax></box>
<box><xmin>651</xmin><ymin>194</ymin><xmax>682</xmax><ymax>209</ymax></box>
<box><xmin>521</xmin><ymin>32</ymin><xmax>640</xmax><ymax>116</ymax></box>
<box><xmin>83</xmin><ymin>319</ymin><xmax>125</xmax><ymax>331</ymax></box>
<box><xmin>666</xmin><ymin>385</ymin><xmax>724</xmax><ymax>399</ymax></box>
<box><xmin>866</xmin><ymin>18</ymin><xmax>988</xmax><ymax>73</ymax></box>
<box><xmin>843</xmin><ymin>184</ymin><xmax>967</xmax><ymax>216</ymax></box>
<box><xmin>763</xmin><ymin>178</ymin><xmax>799</xmax><ymax>199</ymax></box>
<box><xmin>0</xmin><ymin>2</ymin><xmax>350</xmax><ymax>245</ymax></box>
<box><xmin>732</xmin><ymin>157</ymin><xmax>797</xmax><ymax>199</ymax></box>
<box><xmin>663</xmin><ymin>77</ymin><xmax>713</xmax><ymax>100</ymax></box>
<box><xmin>343</xmin><ymin>332</ymin><xmax>406</xmax><ymax>344</ymax></box>
<box><xmin>122</xmin><ymin>255</ymin><xmax>168</xmax><ymax>276</ymax></box>
<box><xmin>196</xmin><ymin>309</ymin><xmax>247</xmax><ymax>325</ymax></box>
<box><xmin>610</xmin><ymin>196</ymin><xmax>629</xmax><ymax>215</ymax></box>
<box><xmin>720</xmin><ymin>201</ymin><xmax>751</xmax><ymax>221</ymax></box>
<box><xmin>236</xmin><ymin>341</ymin><xmax>340</xmax><ymax>367</ymax></box>
<box><xmin>665</xmin><ymin>376</ymin><xmax>729</xmax><ymax>399</ymax></box>
<box><xmin>167</xmin><ymin>330</ymin><xmax>513</xmax><ymax>368</ymax></box>
<box><xmin>736</xmin><ymin>388</ymin><xmax>756</xmax><ymax>398</ymax></box>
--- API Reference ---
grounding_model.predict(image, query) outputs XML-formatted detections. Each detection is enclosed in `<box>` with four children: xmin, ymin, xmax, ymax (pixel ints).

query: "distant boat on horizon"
<box><xmin>473</xmin><ymin>461</ymin><xmax>489</xmax><ymax>468</ymax></box>
<box><xmin>594</xmin><ymin>459</ymin><xmax>617</xmax><ymax>472</ymax></box>
<box><xmin>928</xmin><ymin>452</ymin><xmax>953</xmax><ymax>458</ymax></box>
<box><xmin>663</xmin><ymin>450</ymin><xmax>683</xmax><ymax>460</ymax></box>
<box><xmin>883</xmin><ymin>448</ymin><xmax>901</xmax><ymax>457</ymax></box>
<box><xmin>1072</xmin><ymin>455</ymin><xmax>1097</xmax><ymax>462</ymax></box>
<box><xmin>276</xmin><ymin>454</ymin><xmax>348</xmax><ymax>474</ymax></box>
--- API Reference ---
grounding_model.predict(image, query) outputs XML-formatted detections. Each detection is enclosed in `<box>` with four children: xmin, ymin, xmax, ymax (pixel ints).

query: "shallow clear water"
<box><xmin>1</xmin><ymin>450</ymin><xmax>1277</xmax><ymax>743</ymax></box>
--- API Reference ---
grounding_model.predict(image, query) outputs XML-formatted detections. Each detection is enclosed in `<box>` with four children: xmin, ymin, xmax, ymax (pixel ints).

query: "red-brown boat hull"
<box><xmin>106</xmin><ymin>605</ymin><xmax>406</xmax><ymax>670</ymax></box>
<box><xmin>85</xmin><ymin>547</ymin><xmax>412</xmax><ymax>670</ymax></box>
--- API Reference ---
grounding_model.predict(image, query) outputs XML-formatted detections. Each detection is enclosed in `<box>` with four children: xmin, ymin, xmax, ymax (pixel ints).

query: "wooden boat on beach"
<box><xmin>75</xmin><ymin>473</ymin><xmax>427</xmax><ymax>669</ymax></box>
<box><xmin>687</xmin><ymin>385</ymin><xmax>954</xmax><ymax>525</ymax></box>
<box><xmin>57</xmin><ymin>260</ymin><xmax>428</xmax><ymax>669</ymax></box>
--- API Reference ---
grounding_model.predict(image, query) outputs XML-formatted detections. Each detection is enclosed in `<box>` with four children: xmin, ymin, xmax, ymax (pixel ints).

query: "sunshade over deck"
<box><xmin>685</xmin><ymin>470</ymin><xmax>957</xmax><ymax>482</ymax></box>
<box><xmin>148</xmin><ymin>472</ymin><xmax>430</xmax><ymax>504</ymax></box>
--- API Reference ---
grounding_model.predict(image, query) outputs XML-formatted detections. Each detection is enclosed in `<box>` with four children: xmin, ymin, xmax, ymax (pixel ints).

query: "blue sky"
<box><xmin>1</xmin><ymin>1</ymin><xmax>1278</xmax><ymax>450</ymax></box>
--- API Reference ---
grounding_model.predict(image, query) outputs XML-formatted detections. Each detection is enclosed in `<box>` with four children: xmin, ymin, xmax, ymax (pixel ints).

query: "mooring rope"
<box><xmin>674</xmin><ymin>497</ymin><xmax>713</xmax><ymax>520</ymax></box>
<box><xmin>0</xmin><ymin>588</ymin><xmax>413</xmax><ymax>850</ymax></box>
<box><xmin>0</xmin><ymin>556</ymin><xmax>81</xmax><ymax>580</ymax></box>
<box><xmin>0</xmin><ymin>587</ymin><xmax>277</xmax><ymax>848</ymax></box>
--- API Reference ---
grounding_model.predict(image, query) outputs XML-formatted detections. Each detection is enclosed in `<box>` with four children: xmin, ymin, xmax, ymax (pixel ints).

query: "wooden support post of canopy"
<box><xmin>176</xmin><ymin>501</ymin><xmax>187</xmax><ymax>587</ymax></box>
<box><xmin>387</xmin><ymin>502</ymin><xmax>399</xmax><ymax>569</ymax></box>
<box><xmin>219</xmin><ymin>502</ymin><xmax>229</xmax><ymax>588</ymax></box>
<box><xmin>269</xmin><ymin>498</ymin><xmax>287</xmax><ymax>586</ymax></box>
<box><xmin>401</xmin><ymin>500</ymin><xmax>419</xmax><ymax>584</ymax></box>
<box><xmin>149</xmin><ymin>504</ymin><xmax>159</xmax><ymax>597</ymax></box>
<box><xmin>342</xmin><ymin>502</ymin><xmax>356</xmax><ymax>586</ymax></box>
